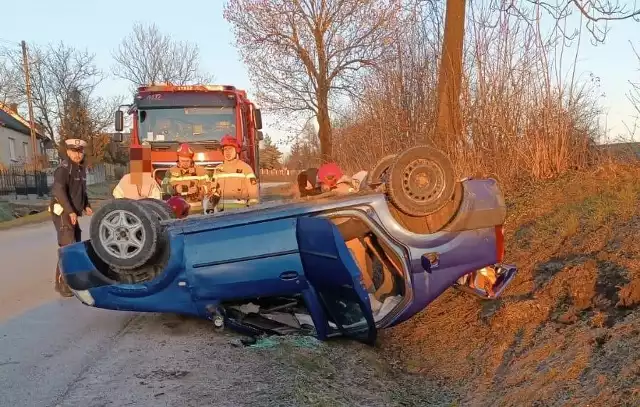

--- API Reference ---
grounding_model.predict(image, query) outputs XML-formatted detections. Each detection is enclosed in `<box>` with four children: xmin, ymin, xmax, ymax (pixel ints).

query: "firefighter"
<box><xmin>317</xmin><ymin>162</ymin><xmax>356</xmax><ymax>194</ymax></box>
<box><xmin>293</xmin><ymin>167</ymin><xmax>322</xmax><ymax>198</ymax></box>
<box><xmin>160</xmin><ymin>143</ymin><xmax>210</xmax><ymax>203</ymax></box>
<box><xmin>50</xmin><ymin>138</ymin><xmax>92</xmax><ymax>297</ymax></box>
<box><xmin>208</xmin><ymin>135</ymin><xmax>259</xmax><ymax>212</ymax></box>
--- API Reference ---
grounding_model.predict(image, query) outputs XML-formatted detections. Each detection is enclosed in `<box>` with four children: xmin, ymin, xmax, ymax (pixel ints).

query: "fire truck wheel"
<box><xmin>386</xmin><ymin>145</ymin><xmax>456</xmax><ymax>217</ymax></box>
<box><xmin>367</xmin><ymin>154</ymin><xmax>397</xmax><ymax>189</ymax></box>
<box><xmin>139</xmin><ymin>198</ymin><xmax>176</xmax><ymax>220</ymax></box>
<box><xmin>89</xmin><ymin>199</ymin><xmax>161</xmax><ymax>270</ymax></box>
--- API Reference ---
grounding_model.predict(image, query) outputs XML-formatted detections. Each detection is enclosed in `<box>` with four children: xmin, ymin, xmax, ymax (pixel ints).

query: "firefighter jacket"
<box><xmin>161</xmin><ymin>165</ymin><xmax>210</xmax><ymax>201</ymax></box>
<box><xmin>211</xmin><ymin>158</ymin><xmax>259</xmax><ymax>210</ymax></box>
<box><xmin>113</xmin><ymin>173</ymin><xmax>162</xmax><ymax>200</ymax></box>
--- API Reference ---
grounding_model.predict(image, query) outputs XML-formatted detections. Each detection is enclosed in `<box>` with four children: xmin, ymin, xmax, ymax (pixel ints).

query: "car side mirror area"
<box><xmin>257</xmin><ymin>130</ymin><xmax>264</xmax><ymax>141</ymax></box>
<box><xmin>114</xmin><ymin>110</ymin><xmax>124</xmax><ymax>133</ymax></box>
<box><xmin>254</xmin><ymin>108</ymin><xmax>263</xmax><ymax>130</ymax></box>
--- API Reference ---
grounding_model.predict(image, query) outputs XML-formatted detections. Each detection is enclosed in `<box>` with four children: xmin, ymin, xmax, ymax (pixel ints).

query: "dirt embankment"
<box><xmin>381</xmin><ymin>163</ymin><xmax>640</xmax><ymax>406</ymax></box>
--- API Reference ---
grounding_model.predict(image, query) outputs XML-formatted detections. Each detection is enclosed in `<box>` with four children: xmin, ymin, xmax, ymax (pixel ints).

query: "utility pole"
<box><xmin>21</xmin><ymin>40</ymin><xmax>38</xmax><ymax>165</ymax></box>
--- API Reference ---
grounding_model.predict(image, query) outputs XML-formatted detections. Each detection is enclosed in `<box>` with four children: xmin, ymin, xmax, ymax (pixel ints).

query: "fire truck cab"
<box><xmin>112</xmin><ymin>84</ymin><xmax>263</xmax><ymax>210</ymax></box>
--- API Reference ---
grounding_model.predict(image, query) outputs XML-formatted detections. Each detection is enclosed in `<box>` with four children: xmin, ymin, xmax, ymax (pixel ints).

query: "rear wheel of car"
<box><xmin>386</xmin><ymin>145</ymin><xmax>456</xmax><ymax>216</ymax></box>
<box><xmin>139</xmin><ymin>198</ymin><xmax>175</xmax><ymax>221</ymax></box>
<box><xmin>89</xmin><ymin>199</ymin><xmax>161</xmax><ymax>270</ymax></box>
<box><xmin>366</xmin><ymin>154</ymin><xmax>397</xmax><ymax>189</ymax></box>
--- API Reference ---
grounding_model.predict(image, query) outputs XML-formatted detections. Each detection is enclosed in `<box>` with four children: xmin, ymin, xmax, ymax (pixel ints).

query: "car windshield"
<box><xmin>138</xmin><ymin>107</ymin><xmax>236</xmax><ymax>143</ymax></box>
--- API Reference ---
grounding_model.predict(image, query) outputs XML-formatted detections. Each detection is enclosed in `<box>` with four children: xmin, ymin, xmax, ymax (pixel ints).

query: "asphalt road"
<box><xmin>0</xmin><ymin>184</ymin><xmax>291</xmax><ymax>407</ymax></box>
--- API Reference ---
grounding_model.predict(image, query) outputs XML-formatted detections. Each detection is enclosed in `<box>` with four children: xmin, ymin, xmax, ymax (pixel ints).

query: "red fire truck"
<box><xmin>113</xmin><ymin>83</ymin><xmax>263</xmax><ymax>184</ymax></box>
<box><xmin>112</xmin><ymin>84</ymin><xmax>263</xmax><ymax>212</ymax></box>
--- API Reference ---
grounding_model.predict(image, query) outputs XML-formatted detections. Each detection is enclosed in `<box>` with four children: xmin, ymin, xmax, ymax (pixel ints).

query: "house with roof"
<box><xmin>0</xmin><ymin>103</ymin><xmax>48</xmax><ymax>167</ymax></box>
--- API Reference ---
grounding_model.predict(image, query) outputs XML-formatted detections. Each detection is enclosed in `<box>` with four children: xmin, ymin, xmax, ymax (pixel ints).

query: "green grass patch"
<box><xmin>0</xmin><ymin>210</ymin><xmax>51</xmax><ymax>231</ymax></box>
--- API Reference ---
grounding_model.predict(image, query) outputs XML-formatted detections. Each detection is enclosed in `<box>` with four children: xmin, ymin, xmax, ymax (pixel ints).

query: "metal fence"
<box><xmin>0</xmin><ymin>166</ymin><xmax>50</xmax><ymax>198</ymax></box>
<box><xmin>260</xmin><ymin>168</ymin><xmax>302</xmax><ymax>177</ymax></box>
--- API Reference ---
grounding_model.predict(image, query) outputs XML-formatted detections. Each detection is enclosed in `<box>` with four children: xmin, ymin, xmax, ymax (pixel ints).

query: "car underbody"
<box><xmin>59</xmin><ymin>145</ymin><xmax>519</xmax><ymax>343</ymax></box>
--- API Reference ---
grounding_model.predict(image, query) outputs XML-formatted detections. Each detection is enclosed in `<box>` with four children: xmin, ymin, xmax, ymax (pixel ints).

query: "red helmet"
<box><xmin>318</xmin><ymin>163</ymin><xmax>343</xmax><ymax>187</ymax></box>
<box><xmin>177</xmin><ymin>143</ymin><xmax>194</xmax><ymax>159</ymax></box>
<box><xmin>220</xmin><ymin>135</ymin><xmax>239</xmax><ymax>152</ymax></box>
<box><xmin>166</xmin><ymin>196</ymin><xmax>190</xmax><ymax>218</ymax></box>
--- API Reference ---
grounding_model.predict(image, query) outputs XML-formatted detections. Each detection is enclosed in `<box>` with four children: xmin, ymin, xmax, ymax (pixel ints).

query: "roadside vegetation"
<box><xmin>381</xmin><ymin>163</ymin><xmax>640</xmax><ymax>405</ymax></box>
<box><xmin>0</xmin><ymin>180</ymin><xmax>117</xmax><ymax>230</ymax></box>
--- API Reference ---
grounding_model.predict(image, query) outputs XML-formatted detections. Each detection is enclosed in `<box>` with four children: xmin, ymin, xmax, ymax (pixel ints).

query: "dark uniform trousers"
<box><xmin>52</xmin><ymin>213</ymin><xmax>82</xmax><ymax>246</ymax></box>
<box><xmin>53</xmin><ymin>213</ymin><xmax>82</xmax><ymax>294</ymax></box>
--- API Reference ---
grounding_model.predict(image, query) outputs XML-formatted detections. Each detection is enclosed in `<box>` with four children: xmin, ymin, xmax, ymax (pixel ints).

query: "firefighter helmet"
<box><xmin>166</xmin><ymin>196</ymin><xmax>190</xmax><ymax>218</ymax></box>
<box><xmin>177</xmin><ymin>143</ymin><xmax>194</xmax><ymax>158</ymax></box>
<box><xmin>318</xmin><ymin>163</ymin><xmax>343</xmax><ymax>187</ymax></box>
<box><xmin>220</xmin><ymin>135</ymin><xmax>240</xmax><ymax>152</ymax></box>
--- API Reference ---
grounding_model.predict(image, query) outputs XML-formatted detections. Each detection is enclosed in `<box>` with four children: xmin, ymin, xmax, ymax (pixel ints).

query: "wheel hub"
<box><xmin>402</xmin><ymin>158</ymin><xmax>445</xmax><ymax>203</ymax></box>
<box><xmin>98</xmin><ymin>209</ymin><xmax>146</xmax><ymax>260</ymax></box>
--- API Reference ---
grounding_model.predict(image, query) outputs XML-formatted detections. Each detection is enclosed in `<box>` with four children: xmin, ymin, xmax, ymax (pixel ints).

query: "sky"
<box><xmin>1</xmin><ymin>0</ymin><xmax>640</xmax><ymax>149</ymax></box>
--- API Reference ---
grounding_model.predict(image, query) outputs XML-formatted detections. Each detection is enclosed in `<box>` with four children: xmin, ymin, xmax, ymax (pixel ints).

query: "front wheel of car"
<box><xmin>386</xmin><ymin>145</ymin><xmax>456</xmax><ymax>216</ymax></box>
<box><xmin>89</xmin><ymin>199</ymin><xmax>161</xmax><ymax>270</ymax></box>
<box><xmin>366</xmin><ymin>154</ymin><xmax>397</xmax><ymax>189</ymax></box>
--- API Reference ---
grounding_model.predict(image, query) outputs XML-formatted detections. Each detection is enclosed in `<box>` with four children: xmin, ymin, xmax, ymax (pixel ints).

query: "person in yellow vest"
<box><xmin>206</xmin><ymin>135</ymin><xmax>259</xmax><ymax>212</ymax></box>
<box><xmin>112</xmin><ymin>145</ymin><xmax>162</xmax><ymax>199</ymax></box>
<box><xmin>160</xmin><ymin>143</ymin><xmax>210</xmax><ymax>209</ymax></box>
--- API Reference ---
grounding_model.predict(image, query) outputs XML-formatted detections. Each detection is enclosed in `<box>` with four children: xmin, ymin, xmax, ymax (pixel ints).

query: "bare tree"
<box><xmin>630</xmin><ymin>42</ymin><xmax>640</xmax><ymax>116</ymax></box>
<box><xmin>6</xmin><ymin>42</ymin><xmax>120</xmax><ymax>153</ymax></box>
<box><xmin>435</xmin><ymin>0</ymin><xmax>640</xmax><ymax>148</ymax></box>
<box><xmin>0</xmin><ymin>47</ymin><xmax>23</xmax><ymax>105</ymax></box>
<box><xmin>112</xmin><ymin>22</ymin><xmax>212</xmax><ymax>88</ymax></box>
<box><xmin>224</xmin><ymin>0</ymin><xmax>399</xmax><ymax>160</ymax></box>
<box><xmin>332</xmin><ymin>0</ymin><xmax>605</xmax><ymax>185</ymax></box>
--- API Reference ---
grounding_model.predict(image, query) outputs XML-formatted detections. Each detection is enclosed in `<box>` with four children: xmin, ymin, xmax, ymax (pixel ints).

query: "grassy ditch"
<box><xmin>381</xmin><ymin>163</ymin><xmax>640</xmax><ymax>406</ymax></box>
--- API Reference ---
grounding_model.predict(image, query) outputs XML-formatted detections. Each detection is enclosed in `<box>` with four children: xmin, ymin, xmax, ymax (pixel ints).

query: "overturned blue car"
<box><xmin>59</xmin><ymin>146</ymin><xmax>518</xmax><ymax>344</ymax></box>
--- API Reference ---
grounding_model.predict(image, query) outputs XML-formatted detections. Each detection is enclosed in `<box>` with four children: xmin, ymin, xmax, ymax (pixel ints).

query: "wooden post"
<box><xmin>21</xmin><ymin>40</ymin><xmax>39</xmax><ymax>166</ymax></box>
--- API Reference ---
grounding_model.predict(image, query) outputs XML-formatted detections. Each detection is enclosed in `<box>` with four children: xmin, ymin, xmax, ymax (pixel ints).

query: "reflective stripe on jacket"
<box><xmin>161</xmin><ymin>165</ymin><xmax>210</xmax><ymax>199</ymax></box>
<box><xmin>212</xmin><ymin>159</ymin><xmax>259</xmax><ymax>207</ymax></box>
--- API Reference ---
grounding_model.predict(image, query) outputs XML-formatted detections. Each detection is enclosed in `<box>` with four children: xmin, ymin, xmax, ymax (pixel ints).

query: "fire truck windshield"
<box><xmin>137</xmin><ymin>107</ymin><xmax>236</xmax><ymax>143</ymax></box>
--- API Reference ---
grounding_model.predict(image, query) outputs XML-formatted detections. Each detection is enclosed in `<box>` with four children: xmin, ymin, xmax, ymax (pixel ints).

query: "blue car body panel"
<box><xmin>186</xmin><ymin>218</ymin><xmax>306</xmax><ymax>301</ymax></box>
<box><xmin>59</xmin><ymin>178</ymin><xmax>514</xmax><ymax>342</ymax></box>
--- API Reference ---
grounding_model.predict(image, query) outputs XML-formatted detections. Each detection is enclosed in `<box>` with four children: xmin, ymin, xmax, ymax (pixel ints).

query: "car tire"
<box><xmin>139</xmin><ymin>198</ymin><xmax>175</xmax><ymax>221</ymax></box>
<box><xmin>367</xmin><ymin>154</ymin><xmax>397</xmax><ymax>188</ymax></box>
<box><xmin>89</xmin><ymin>199</ymin><xmax>161</xmax><ymax>270</ymax></box>
<box><xmin>112</xmin><ymin>242</ymin><xmax>171</xmax><ymax>284</ymax></box>
<box><xmin>386</xmin><ymin>145</ymin><xmax>456</xmax><ymax>216</ymax></box>
<box><xmin>138</xmin><ymin>197</ymin><xmax>173</xmax><ymax>269</ymax></box>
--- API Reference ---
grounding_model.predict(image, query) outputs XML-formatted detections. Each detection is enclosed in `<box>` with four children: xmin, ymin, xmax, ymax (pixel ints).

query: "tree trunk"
<box><xmin>434</xmin><ymin>0</ymin><xmax>467</xmax><ymax>152</ymax></box>
<box><xmin>317</xmin><ymin>88</ymin><xmax>333</xmax><ymax>162</ymax></box>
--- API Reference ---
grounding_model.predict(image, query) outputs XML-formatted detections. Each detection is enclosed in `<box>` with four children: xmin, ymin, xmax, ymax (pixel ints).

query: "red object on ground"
<box><xmin>318</xmin><ymin>163</ymin><xmax>344</xmax><ymax>187</ymax></box>
<box><xmin>166</xmin><ymin>196</ymin><xmax>190</xmax><ymax>218</ymax></box>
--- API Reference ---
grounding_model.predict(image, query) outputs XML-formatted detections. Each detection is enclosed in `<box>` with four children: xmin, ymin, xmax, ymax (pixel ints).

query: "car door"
<box><xmin>296</xmin><ymin>216</ymin><xmax>377</xmax><ymax>344</ymax></box>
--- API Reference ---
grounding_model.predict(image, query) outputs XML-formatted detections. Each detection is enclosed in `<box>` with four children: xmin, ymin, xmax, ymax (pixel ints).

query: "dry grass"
<box><xmin>380</xmin><ymin>163</ymin><xmax>640</xmax><ymax>406</ymax></box>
